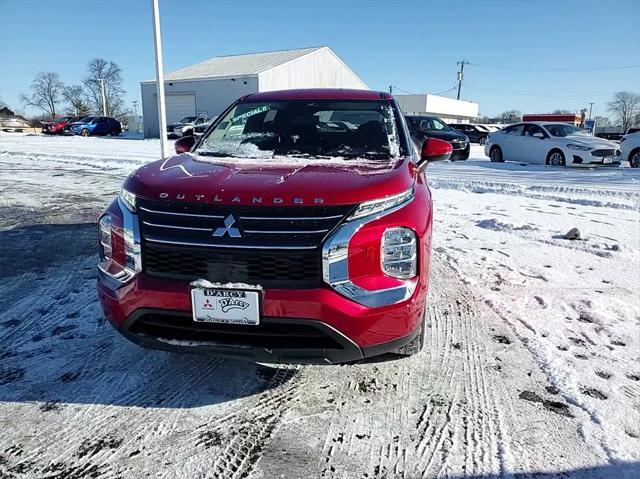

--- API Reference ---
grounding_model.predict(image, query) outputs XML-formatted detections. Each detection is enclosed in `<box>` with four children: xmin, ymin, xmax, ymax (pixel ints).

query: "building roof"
<box><xmin>243</xmin><ymin>89</ymin><xmax>390</xmax><ymax>102</ymax></box>
<box><xmin>145</xmin><ymin>47</ymin><xmax>325</xmax><ymax>83</ymax></box>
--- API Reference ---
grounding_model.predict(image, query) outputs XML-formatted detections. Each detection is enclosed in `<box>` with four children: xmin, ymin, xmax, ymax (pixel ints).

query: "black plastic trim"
<box><xmin>115</xmin><ymin>308</ymin><xmax>419</xmax><ymax>364</ymax></box>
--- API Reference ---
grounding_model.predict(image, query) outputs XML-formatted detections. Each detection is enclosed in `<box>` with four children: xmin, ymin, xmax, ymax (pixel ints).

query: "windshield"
<box><xmin>475</xmin><ymin>125</ymin><xmax>490</xmax><ymax>132</ymax></box>
<box><xmin>544</xmin><ymin>124</ymin><xmax>589</xmax><ymax>137</ymax></box>
<box><xmin>420</xmin><ymin>117</ymin><xmax>451</xmax><ymax>131</ymax></box>
<box><xmin>179</xmin><ymin>116</ymin><xmax>197</xmax><ymax>123</ymax></box>
<box><xmin>197</xmin><ymin>100</ymin><xmax>402</xmax><ymax>160</ymax></box>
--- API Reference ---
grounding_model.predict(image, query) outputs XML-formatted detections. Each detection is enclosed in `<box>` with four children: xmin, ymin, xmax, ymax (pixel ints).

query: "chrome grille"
<box><xmin>137</xmin><ymin>199</ymin><xmax>355</xmax><ymax>288</ymax></box>
<box><xmin>591</xmin><ymin>149</ymin><xmax>616</xmax><ymax>158</ymax></box>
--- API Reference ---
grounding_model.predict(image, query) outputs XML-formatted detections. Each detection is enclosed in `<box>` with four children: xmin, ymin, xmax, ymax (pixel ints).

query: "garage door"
<box><xmin>166</xmin><ymin>94</ymin><xmax>195</xmax><ymax>124</ymax></box>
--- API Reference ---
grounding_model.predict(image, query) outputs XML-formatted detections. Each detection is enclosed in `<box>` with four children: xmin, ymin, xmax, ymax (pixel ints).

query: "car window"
<box><xmin>198</xmin><ymin>99</ymin><xmax>403</xmax><ymax>160</ymax></box>
<box><xmin>505</xmin><ymin>124</ymin><xmax>525</xmax><ymax>135</ymax></box>
<box><xmin>419</xmin><ymin>117</ymin><xmax>450</xmax><ymax>131</ymax></box>
<box><xmin>523</xmin><ymin>124</ymin><xmax>546</xmax><ymax>137</ymax></box>
<box><xmin>544</xmin><ymin>124</ymin><xmax>589</xmax><ymax>137</ymax></box>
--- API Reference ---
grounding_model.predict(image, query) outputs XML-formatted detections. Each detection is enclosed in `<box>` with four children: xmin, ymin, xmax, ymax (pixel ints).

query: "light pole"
<box><xmin>588</xmin><ymin>102</ymin><xmax>594</xmax><ymax>122</ymax></box>
<box><xmin>151</xmin><ymin>0</ymin><xmax>169</xmax><ymax>159</ymax></box>
<box><xmin>98</xmin><ymin>78</ymin><xmax>107</xmax><ymax>116</ymax></box>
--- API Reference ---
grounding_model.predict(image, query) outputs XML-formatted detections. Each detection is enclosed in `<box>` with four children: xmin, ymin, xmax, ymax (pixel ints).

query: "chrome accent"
<box><xmin>212</xmin><ymin>214</ymin><xmax>241</xmax><ymax>238</ymax></box>
<box><xmin>142</xmin><ymin>221</ymin><xmax>212</xmax><ymax>232</ymax></box>
<box><xmin>98</xmin><ymin>198</ymin><xmax>142</xmax><ymax>286</ymax></box>
<box><xmin>239</xmin><ymin>215</ymin><xmax>343</xmax><ymax>221</ymax></box>
<box><xmin>243</xmin><ymin>229</ymin><xmax>329</xmax><ymax>234</ymax></box>
<box><xmin>139</xmin><ymin>206</ymin><xmax>224</xmax><ymax>219</ymax></box>
<box><xmin>145</xmin><ymin>236</ymin><xmax>317</xmax><ymax>250</ymax></box>
<box><xmin>121</xmin><ymin>198</ymin><xmax>142</xmax><ymax>274</ymax></box>
<box><xmin>322</xmin><ymin>194</ymin><xmax>416</xmax><ymax>307</ymax></box>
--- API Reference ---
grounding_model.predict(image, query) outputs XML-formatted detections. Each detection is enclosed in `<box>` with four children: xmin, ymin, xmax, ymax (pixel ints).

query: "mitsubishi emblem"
<box><xmin>212</xmin><ymin>215</ymin><xmax>241</xmax><ymax>238</ymax></box>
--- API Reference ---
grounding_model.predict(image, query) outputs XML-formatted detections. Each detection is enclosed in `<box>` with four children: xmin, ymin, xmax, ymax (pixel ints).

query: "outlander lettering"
<box><xmin>97</xmin><ymin>89</ymin><xmax>452</xmax><ymax>363</ymax></box>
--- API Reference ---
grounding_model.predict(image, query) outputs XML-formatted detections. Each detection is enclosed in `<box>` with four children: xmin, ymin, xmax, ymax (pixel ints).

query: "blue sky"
<box><xmin>1</xmin><ymin>0</ymin><xmax>638</xmax><ymax>118</ymax></box>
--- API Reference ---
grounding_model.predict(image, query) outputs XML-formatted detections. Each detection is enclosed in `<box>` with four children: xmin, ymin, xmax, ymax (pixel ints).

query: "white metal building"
<box><xmin>394</xmin><ymin>94</ymin><xmax>479</xmax><ymax>123</ymax></box>
<box><xmin>141</xmin><ymin>46</ymin><xmax>368</xmax><ymax>138</ymax></box>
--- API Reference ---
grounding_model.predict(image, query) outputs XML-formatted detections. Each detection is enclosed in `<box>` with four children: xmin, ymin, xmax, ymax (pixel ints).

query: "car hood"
<box><xmin>168</xmin><ymin>122</ymin><xmax>192</xmax><ymax>129</ymax></box>
<box><xmin>562</xmin><ymin>135</ymin><xmax>618</xmax><ymax>149</ymax></box>
<box><xmin>421</xmin><ymin>130</ymin><xmax>467</xmax><ymax>141</ymax></box>
<box><xmin>124</xmin><ymin>153</ymin><xmax>417</xmax><ymax>206</ymax></box>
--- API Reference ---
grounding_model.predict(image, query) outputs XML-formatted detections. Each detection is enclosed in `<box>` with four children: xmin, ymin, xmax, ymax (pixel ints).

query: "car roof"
<box><xmin>242</xmin><ymin>88</ymin><xmax>392</xmax><ymax>102</ymax></box>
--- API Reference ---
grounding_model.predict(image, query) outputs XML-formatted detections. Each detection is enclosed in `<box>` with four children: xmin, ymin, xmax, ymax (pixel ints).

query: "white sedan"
<box><xmin>620</xmin><ymin>132</ymin><xmax>640</xmax><ymax>168</ymax></box>
<box><xmin>484</xmin><ymin>122</ymin><xmax>621</xmax><ymax>167</ymax></box>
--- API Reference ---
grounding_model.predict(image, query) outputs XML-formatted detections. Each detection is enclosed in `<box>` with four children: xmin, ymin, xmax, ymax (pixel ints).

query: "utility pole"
<box><xmin>98</xmin><ymin>78</ymin><xmax>107</xmax><ymax>116</ymax></box>
<box><xmin>588</xmin><ymin>102</ymin><xmax>594</xmax><ymax>122</ymax></box>
<box><xmin>456</xmin><ymin>61</ymin><xmax>468</xmax><ymax>100</ymax></box>
<box><xmin>389</xmin><ymin>85</ymin><xmax>393</xmax><ymax>94</ymax></box>
<box><xmin>151</xmin><ymin>0</ymin><xmax>169</xmax><ymax>159</ymax></box>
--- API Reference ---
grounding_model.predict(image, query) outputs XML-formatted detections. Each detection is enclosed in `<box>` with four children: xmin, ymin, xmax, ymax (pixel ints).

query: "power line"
<box><xmin>463</xmin><ymin>84</ymin><xmax>617</xmax><ymax>98</ymax></box>
<box><xmin>466</xmin><ymin>62</ymin><xmax>640</xmax><ymax>72</ymax></box>
<box><xmin>389</xmin><ymin>85</ymin><xmax>417</xmax><ymax>95</ymax></box>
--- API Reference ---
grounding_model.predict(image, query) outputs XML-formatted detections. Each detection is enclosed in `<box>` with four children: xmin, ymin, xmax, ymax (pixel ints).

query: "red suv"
<box><xmin>97</xmin><ymin>89</ymin><xmax>452</xmax><ymax>363</ymax></box>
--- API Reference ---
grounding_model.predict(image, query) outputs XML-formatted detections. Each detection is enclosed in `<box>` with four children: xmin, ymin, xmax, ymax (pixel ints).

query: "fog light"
<box><xmin>98</xmin><ymin>215</ymin><xmax>112</xmax><ymax>260</ymax></box>
<box><xmin>381</xmin><ymin>227</ymin><xmax>417</xmax><ymax>279</ymax></box>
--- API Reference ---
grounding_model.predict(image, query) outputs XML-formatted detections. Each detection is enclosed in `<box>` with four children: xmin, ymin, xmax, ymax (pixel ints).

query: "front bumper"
<box><xmin>450</xmin><ymin>143</ymin><xmax>470</xmax><ymax>160</ymax></box>
<box><xmin>111</xmin><ymin>307</ymin><xmax>420</xmax><ymax>364</ymax></box>
<box><xmin>98</xmin><ymin>269</ymin><xmax>427</xmax><ymax>363</ymax></box>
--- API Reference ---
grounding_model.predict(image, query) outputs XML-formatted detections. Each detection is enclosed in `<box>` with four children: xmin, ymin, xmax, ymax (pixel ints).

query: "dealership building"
<box><xmin>394</xmin><ymin>94</ymin><xmax>479</xmax><ymax>124</ymax></box>
<box><xmin>140</xmin><ymin>46</ymin><xmax>368</xmax><ymax>138</ymax></box>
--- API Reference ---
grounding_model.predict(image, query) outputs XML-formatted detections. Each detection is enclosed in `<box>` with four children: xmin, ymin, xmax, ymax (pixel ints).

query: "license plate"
<box><xmin>603</xmin><ymin>157</ymin><xmax>613</xmax><ymax>164</ymax></box>
<box><xmin>191</xmin><ymin>287</ymin><xmax>260</xmax><ymax>325</ymax></box>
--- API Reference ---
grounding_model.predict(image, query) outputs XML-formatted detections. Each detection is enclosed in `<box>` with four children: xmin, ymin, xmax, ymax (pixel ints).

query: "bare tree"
<box><xmin>608</xmin><ymin>91</ymin><xmax>640</xmax><ymax>131</ymax></box>
<box><xmin>593</xmin><ymin>116</ymin><xmax>611</xmax><ymax>127</ymax></box>
<box><xmin>82</xmin><ymin>58</ymin><xmax>125</xmax><ymax>117</ymax></box>
<box><xmin>499</xmin><ymin>109</ymin><xmax>522</xmax><ymax>123</ymax></box>
<box><xmin>62</xmin><ymin>85</ymin><xmax>91</xmax><ymax>116</ymax></box>
<box><xmin>20</xmin><ymin>72</ymin><xmax>64</xmax><ymax>118</ymax></box>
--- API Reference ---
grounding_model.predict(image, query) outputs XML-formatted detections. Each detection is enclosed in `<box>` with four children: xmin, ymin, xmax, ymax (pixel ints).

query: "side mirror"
<box><xmin>418</xmin><ymin>138</ymin><xmax>453</xmax><ymax>168</ymax></box>
<box><xmin>533</xmin><ymin>132</ymin><xmax>545</xmax><ymax>139</ymax></box>
<box><xmin>174</xmin><ymin>135</ymin><xmax>196</xmax><ymax>154</ymax></box>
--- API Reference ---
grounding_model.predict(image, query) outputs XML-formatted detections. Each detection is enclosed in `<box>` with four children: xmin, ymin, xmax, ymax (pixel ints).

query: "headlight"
<box><xmin>119</xmin><ymin>188</ymin><xmax>136</xmax><ymax>212</ymax></box>
<box><xmin>348</xmin><ymin>188</ymin><xmax>414</xmax><ymax>221</ymax></box>
<box><xmin>381</xmin><ymin>227</ymin><xmax>417</xmax><ymax>279</ymax></box>
<box><xmin>566</xmin><ymin>144</ymin><xmax>591</xmax><ymax>151</ymax></box>
<box><xmin>98</xmin><ymin>215</ymin><xmax>112</xmax><ymax>260</ymax></box>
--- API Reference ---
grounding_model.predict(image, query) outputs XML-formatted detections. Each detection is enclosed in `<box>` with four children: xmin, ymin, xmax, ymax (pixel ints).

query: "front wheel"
<box><xmin>629</xmin><ymin>149</ymin><xmax>640</xmax><ymax>168</ymax></box>
<box><xmin>490</xmin><ymin>146</ymin><xmax>504</xmax><ymax>162</ymax></box>
<box><xmin>80</xmin><ymin>128</ymin><xmax>90</xmax><ymax>137</ymax></box>
<box><xmin>547</xmin><ymin>149</ymin><xmax>566</xmax><ymax>167</ymax></box>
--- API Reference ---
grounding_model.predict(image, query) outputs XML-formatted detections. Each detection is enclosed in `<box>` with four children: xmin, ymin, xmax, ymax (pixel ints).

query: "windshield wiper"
<box><xmin>197</xmin><ymin>151</ymin><xmax>238</xmax><ymax>158</ymax></box>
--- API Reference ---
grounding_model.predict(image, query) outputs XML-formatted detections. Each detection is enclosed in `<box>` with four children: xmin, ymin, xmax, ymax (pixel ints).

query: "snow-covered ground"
<box><xmin>0</xmin><ymin>133</ymin><xmax>639</xmax><ymax>478</ymax></box>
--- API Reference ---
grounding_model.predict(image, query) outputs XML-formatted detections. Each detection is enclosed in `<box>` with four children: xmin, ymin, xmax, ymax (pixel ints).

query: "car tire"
<box><xmin>80</xmin><ymin>129</ymin><xmax>90</xmax><ymax>137</ymax></box>
<box><xmin>392</xmin><ymin>314</ymin><xmax>425</xmax><ymax>357</ymax></box>
<box><xmin>547</xmin><ymin>149</ymin><xmax>566</xmax><ymax>167</ymax></box>
<box><xmin>110</xmin><ymin>129</ymin><xmax>120</xmax><ymax>136</ymax></box>
<box><xmin>489</xmin><ymin>145</ymin><xmax>504</xmax><ymax>162</ymax></box>
<box><xmin>629</xmin><ymin>148</ymin><xmax>640</xmax><ymax>168</ymax></box>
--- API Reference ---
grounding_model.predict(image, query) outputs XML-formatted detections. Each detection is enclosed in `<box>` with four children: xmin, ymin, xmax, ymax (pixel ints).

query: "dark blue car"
<box><xmin>69</xmin><ymin>116</ymin><xmax>122</xmax><ymax>137</ymax></box>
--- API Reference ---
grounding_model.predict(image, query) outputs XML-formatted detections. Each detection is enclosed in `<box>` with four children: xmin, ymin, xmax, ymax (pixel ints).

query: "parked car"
<box><xmin>620</xmin><ymin>132</ymin><xmax>640</xmax><ymax>168</ymax></box>
<box><xmin>405</xmin><ymin>115</ymin><xmax>470</xmax><ymax>160</ymax></box>
<box><xmin>0</xmin><ymin>116</ymin><xmax>31</xmax><ymax>132</ymax></box>
<box><xmin>485</xmin><ymin>122</ymin><xmax>621</xmax><ymax>167</ymax></box>
<box><xmin>166</xmin><ymin>116</ymin><xmax>209</xmax><ymax>138</ymax></box>
<box><xmin>42</xmin><ymin>116</ymin><xmax>83</xmax><ymax>135</ymax></box>
<box><xmin>68</xmin><ymin>116</ymin><xmax>122</xmax><ymax>137</ymax></box>
<box><xmin>96</xmin><ymin>88</ymin><xmax>454</xmax><ymax>363</ymax></box>
<box><xmin>192</xmin><ymin>116</ymin><xmax>217</xmax><ymax>137</ymax></box>
<box><xmin>449</xmin><ymin>123</ymin><xmax>490</xmax><ymax>144</ymax></box>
